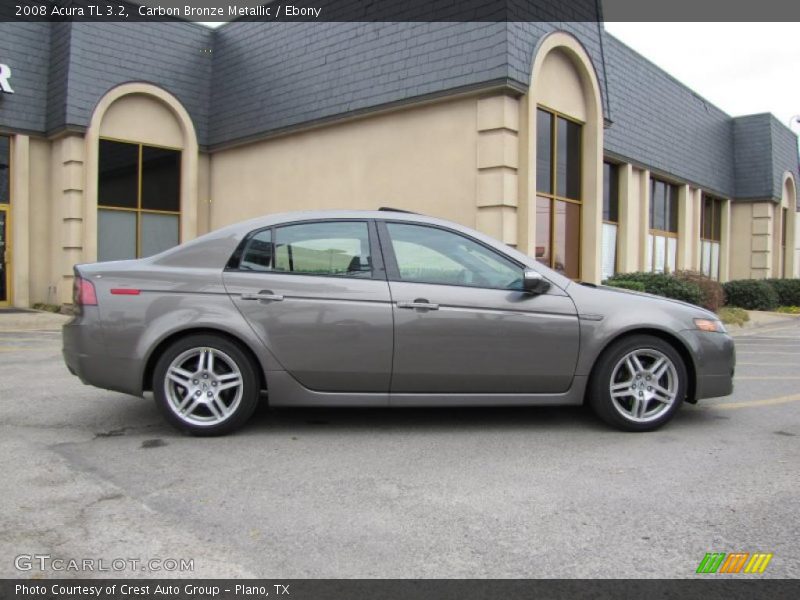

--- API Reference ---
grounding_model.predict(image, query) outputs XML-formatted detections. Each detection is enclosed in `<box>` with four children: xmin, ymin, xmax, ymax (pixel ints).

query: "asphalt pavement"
<box><xmin>0</xmin><ymin>318</ymin><xmax>798</xmax><ymax>578</ymax></box>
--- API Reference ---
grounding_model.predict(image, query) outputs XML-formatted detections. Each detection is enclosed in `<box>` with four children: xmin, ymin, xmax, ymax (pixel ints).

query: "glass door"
<box><xmin>0</xmin><ymin>207</ymin><xmax>8</xmax><ymax>306</ymax></box>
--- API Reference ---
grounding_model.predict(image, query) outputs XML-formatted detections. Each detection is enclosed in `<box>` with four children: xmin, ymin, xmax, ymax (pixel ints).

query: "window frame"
<box><xmin>535</xmin><ymin>106</ymin><xmax>584</xmax><ymax>280</ymax></box>
<box><xmin>376</xmin><ymin>220</ymin><xmax>530</xmax><ymax>292</ymax></box>
<box><xmin>225</xmin><ymin>219</ymin><xmax>385</xmax><ymax>281</ymax></box>
<box><xmin>97</xmin><ymin>137</ymin><xmax>182</xmax><ymax>259</ymax></box>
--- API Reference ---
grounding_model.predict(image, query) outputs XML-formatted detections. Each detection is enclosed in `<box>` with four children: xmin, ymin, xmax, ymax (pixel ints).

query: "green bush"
<box><xmin>603</xmin><ymin>279</ymin><xmax>646</xmax><ymax>292</ymax></box>
<box><xmin>764</xmin><ymin>278</ymin><xmax>800</xmax><ymax>307</ymax></box>
<box><xmin>603</xmin><ymin>271</ymin><xmax>703</xmax><ymax>306</ymax></box>
<box><xmin>674</xmin><ymin>270</ymin><xmax>725</xmax><ymax>312</ymax></box>
<box><xmin>722</xmin><ymin>279</ymin><xmax>780</xmax><ymax>311</ymax></box>
<box><xmin>718</xmin><ymin>306</ymin><xmax>750</xmax><ymax>326</ymax></box>
<box><xmin>775</xmin><ymin>306</ymin><xmax>800</xmax><ymax>315</ymax></box>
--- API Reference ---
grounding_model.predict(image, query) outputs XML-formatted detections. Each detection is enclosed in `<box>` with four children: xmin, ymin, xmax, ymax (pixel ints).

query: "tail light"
<box><xmin>73</xmin><ymin>275</ymin><xmax>98</xmax><ymax>306</ymax></box>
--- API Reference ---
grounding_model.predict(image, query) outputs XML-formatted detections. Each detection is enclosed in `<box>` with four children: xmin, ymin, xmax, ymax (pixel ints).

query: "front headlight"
<box><xmin>694</xmin><ymin>318</ymin><xmax>726</xmax><ymax>333</ymax></box>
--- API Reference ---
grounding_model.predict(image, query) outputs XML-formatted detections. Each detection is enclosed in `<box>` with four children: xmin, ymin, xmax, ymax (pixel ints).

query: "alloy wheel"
<box><xmin>163</xmin><ymin>347</ymin><xmax>244</xmax><ymax>426</ymax></box>
<box><xmin>608</xmin><ymin>348</ymin><xmax>679</xmax><ymax>424</ymax></box>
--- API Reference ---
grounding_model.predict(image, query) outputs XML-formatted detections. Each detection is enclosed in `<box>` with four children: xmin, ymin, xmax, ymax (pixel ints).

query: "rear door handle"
<box><xmin>241</xmin><ymin>290</ymin><xmax>284</xmax><ymax>302</ymax></box>
<box><xmin>397</xmin><ymin>299</ymin><xmax>439</xmax><ymax>310</ymax></box>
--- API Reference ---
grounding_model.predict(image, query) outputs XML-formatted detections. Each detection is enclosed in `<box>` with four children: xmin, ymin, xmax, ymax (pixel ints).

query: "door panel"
<box><xmin>0</xmin><ymin>209</ymin><xmax>8</xmax><ymax>305</ymax></box>
<box><xmin>225</xmin><ymin>272</ymin><xmax>393</xmax><ymax>392</ymax></box>
<box><xmin>389</xmin><ymin>281</ymin><xmax>579</xmax><ymax>393</ymax></box>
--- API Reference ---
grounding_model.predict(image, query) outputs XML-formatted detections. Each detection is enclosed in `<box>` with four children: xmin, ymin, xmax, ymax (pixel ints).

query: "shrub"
<box><xmin>603</xmin><ymin>279</ymin><xmax>646</xmax><ymax>292</ymax></box>
<box><xmin>775</xmin><ymin>306</ymin><xmax>800</xmax><ymax>315</ymax></box>
<box><xmin>722</xmin><ymin>279</ymin><xmax>779</xmax><ymax>311</ymax></box>
<box><xmin>673</xmin><ymin>270</ymin><xmax>725</xmax><ymax>312</ymax></box>
<box><xmin>764</xmin><ymin>278</ymin><xmax>800</xmax><ymax>307</ymax></box>
<box><xmin>604</xmin><ymin>271</ymin><xmax>703</xmax><ymax>306</ymax></box>
<box><xmin>717</xmin><ymin>306</ymin><xmax>750</xmax><ymax>326</ymax></box>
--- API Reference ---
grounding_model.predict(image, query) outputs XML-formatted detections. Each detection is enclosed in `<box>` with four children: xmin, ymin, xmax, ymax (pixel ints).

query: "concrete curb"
<box><xmin>0</xmin><ymin>310</ymin><xmax>71</xmax><ymax>332</ymax></box>
<box><xmin>727</xmin><ymin>310</ymin><xmax>800</xmax><ymax>336</ymax></box>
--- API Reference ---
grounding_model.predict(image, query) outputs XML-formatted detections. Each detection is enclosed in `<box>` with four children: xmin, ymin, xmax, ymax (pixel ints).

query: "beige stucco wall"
<box><xmin>100</xmin><ymin>94</ymin><xmax>184</xmax><ymax>148</ymax></box>
<box><xmin>519</xmin><ymin>34</ymin><xmax>604</xmax><ymax>283</ymax></box>
<box><xmin>28</xmin><ymin>137</ymin><xmax>52</xmax><ymax>304</ymax></box>
<box><xmin>209</xmin><ymin>96</ymin><xmax>480</xmax><ymax>229</ymax></box>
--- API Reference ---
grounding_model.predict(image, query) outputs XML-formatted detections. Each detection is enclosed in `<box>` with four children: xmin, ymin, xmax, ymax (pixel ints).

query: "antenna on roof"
<box><xmin>378</xmin><ymin>207</ymin><xmax>418</xmax><ymax>214</ymax></box>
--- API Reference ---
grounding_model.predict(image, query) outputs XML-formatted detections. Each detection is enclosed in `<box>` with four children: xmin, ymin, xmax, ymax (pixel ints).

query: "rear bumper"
<box><xmin>679</xmin><ymin>329</ymin><xmax>736</xmax><ymax>401</ymax></box>
<box><xmin>63</xmin><ymin>310</ymin><xmax>144</xmax><ymax>396</ymax></box>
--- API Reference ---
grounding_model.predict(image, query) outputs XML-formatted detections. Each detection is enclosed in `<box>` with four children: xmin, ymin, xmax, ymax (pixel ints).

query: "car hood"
<box><xmin>574</xmin><ymin>283</ymin><xmax>718</xmax><ymax>322</ymax></box>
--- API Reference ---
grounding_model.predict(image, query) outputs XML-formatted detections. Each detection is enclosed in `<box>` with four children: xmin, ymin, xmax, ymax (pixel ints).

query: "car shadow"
<box><xmin>87</xmin><ymin>394</ymin><xmax>731</xmax><ymax>440</ymax></box>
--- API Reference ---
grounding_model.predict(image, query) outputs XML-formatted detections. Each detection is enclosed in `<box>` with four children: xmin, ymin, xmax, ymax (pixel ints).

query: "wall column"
<box><xmin>476</xmin><ymin>95</ymin><xmax>519</xmax><ymax>246</ymax></box>
<box><xmin>718</xmin><ymin>198</ymin><xmax>731</xmax><ymax>282</ymax></box>
<box><xmin>616</xmin><ymin>163</ymin><xmax>637</xmax><ymax>273</ymax></box>
<box><xmin>10</xmin><ymin>135</ymin><xmax>30</xmax><ymax>307</ymax></box>
<box><xmin>750</xmin><ymin>202</ymin><xmax>773</xmax><ymax>279</ymax></box>
<box><xmin>676</xmin><ymin>184</ymin><xmax>693</xmax><ymax>270</ymax></box>
<box><xmin>639</xmin><ymin>169</ymin><xmax>651</xmax><ymax>269</ymax></box>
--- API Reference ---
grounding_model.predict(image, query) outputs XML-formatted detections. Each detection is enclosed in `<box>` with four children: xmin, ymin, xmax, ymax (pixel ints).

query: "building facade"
<box><xmin>0</xmin><ymin>20</ymin><xmax>798</xmax><ymax>308</ymax></box>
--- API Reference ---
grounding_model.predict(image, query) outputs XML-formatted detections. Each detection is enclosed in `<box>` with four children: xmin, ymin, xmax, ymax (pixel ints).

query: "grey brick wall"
<box><xmin>769</xmin><ymin>116</ymin><xmax>800</xmax><ymax>209</ymax></box>
<box><xmin>0</xmin><ymin>22</ymin><xmax>51</xmax><ymax>133</ymax></box>
<box><xmin>602</xmin><ymin>34</ymin><xmax>735</xmax><ymax>198</ymax></box>
<box><xmin>209</xmin><ymin>22</ymin><xmax>509</xmax><ymax>146</ymax></box>
<box><xmin>64</xmin><ymin>22</ymin><xmax>214</xmax><ymax>144</ymax></box>
<box><xmin>46</xmin><ymin>22</ymin><xmax>71</xmax><ymax>133</ymax></box>
<box><xmin>733</xmin><ymin>114</ymin><xmax>774</xmax><ymax>200</ymax></box>
<box><xmin>507</xmin><ymin>21</ymin><xmax>610</xmax><ymax>119</ymax></box>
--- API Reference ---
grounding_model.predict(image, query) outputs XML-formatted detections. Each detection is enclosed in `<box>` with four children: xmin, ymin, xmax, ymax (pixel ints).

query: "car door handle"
<box><xmin>397</xmin><ymin>300</ymin><xmax>439</xmax><ymax>310</ymax></box>
<box><xmin>241</xmin><ymin>291</ymin><xmax>284</xmax><ymax>302</ymax></box>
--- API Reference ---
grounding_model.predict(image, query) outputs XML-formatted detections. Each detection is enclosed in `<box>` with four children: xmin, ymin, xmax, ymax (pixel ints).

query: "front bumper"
<box><xmin>679</xmin><ymin>328</ymin><xmax>736</xmax><ymax>401</ymax></box>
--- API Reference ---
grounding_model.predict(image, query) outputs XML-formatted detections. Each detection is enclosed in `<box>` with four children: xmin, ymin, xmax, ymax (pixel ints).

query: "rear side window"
<box><xmin>231</xmin><ymin>221</ymin><xmax>373</xmax><ymax>278</ymax></box>
<box><xmin>275</xmin><ymin>222</ymin><xmax>371</xmax><ymax>277</ymax></box>
<box><xmin>239</xmin><ymin>229</ymin><xmax>273</xmax><ymax>271</ymax></box>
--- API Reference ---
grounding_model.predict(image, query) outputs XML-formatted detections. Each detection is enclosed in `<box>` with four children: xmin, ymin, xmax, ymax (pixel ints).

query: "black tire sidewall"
<box><xmin>152</xmin><ymin>334</ymin><xmax>260</xmax><ymax>436</ymax></box>
<box><xmin>589</xmin><ymin>335</ymin><xmax>688</xmax><ymax>432</ymax></box>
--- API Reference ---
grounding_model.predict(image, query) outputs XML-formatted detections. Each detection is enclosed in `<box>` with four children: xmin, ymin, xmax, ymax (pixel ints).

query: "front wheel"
<box><xmin>152</xmin><ymin>334</ymin><xmax>260</xmax><ymax>436</ymax></box>
<box><xmin>588</xmin><ymin>335</ymin><xmax>687</xmax><ymax>432</ymax></box>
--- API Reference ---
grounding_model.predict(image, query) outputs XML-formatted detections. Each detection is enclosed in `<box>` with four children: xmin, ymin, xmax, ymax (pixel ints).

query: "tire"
<box><xmin>588</xmin><ymin>334</ymin><xmax>688</xmax><ymax>432</ymax></box>
<box><xmin>152</xmin><ymin>334</ymin><xmax>260</xmax><ymax>436</ymax></box>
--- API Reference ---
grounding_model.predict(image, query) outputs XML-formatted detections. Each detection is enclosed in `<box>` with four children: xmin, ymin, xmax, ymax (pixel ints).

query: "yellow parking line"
<box><xmin>736</xmin><ymin>351</ymin><xmax>800</xmax><ymax>356</ymax></box>
<box><xmin>0</xmin><ymin>346</ymin><xmax>53</xmax><ymax>352</ymax></box>
<box><xmin>710</xmin><ymin>394</ymin><xmax>800</xmax><ymax>410</ymax></box>
<box><xmin>735</xmin><ymin>376</ymin><xmax>800</xmax><ymax>380</ymax></box>
<box><xmin>737</xmin><ymin>362</ymin><xmax>799</xmax><ymax>367</ymax></box>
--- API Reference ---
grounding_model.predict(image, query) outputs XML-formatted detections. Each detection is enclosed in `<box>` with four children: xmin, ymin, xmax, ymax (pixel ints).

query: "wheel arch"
<box><xmin>142</xmin><ymin>327</ymin><xmax>267</xmax><ymax>394</ymax></box>
<box><xmin>586</xmin><ymin>328</ymin><xmax>697</xmax><ymax>404</ymax></box>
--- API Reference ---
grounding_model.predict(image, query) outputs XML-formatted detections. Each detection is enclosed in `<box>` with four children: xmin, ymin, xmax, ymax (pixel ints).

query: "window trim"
<box><xmin>225</xmin><ymin>218</ymin><xmax>386</xmax><ymax>281</ymax></box>
<box><xmin>535</xmin><ymin>106</ymin><xmax>584</xmax><ymax>280</ymax></box>
<box><xmin>98</xmin><ymin>137</ymin><xmax>182</xmax><ymax>259</ymax></box>
<box><xmin>376</xmin><ymin>219</ymin><xmax>534</xmax><ymax>292</ymax></box>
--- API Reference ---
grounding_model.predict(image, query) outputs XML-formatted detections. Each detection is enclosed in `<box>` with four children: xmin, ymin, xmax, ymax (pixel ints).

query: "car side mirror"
<box><xmin>522</xmin><ymin>270</ymin><xmax>551</xmax><ymax>295</ymax></box>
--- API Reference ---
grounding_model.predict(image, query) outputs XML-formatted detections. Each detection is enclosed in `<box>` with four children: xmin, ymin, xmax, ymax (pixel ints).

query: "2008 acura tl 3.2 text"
<box><xmin>63</xmin><ymin>209</ymin><xmax>735</xmax><ymax>435</ymax></box>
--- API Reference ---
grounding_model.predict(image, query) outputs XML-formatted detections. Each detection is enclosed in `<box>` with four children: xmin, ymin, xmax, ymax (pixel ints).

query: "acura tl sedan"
<box><xmin>63</xmin><ymin>209</ymin><xmax>735</xmax><ymax>435</ymax></box>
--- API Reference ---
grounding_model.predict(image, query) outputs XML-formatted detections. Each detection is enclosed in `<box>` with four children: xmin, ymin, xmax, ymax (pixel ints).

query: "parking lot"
<box><xmin>1</xmin><ymin>318</ymin><xmax>799</xmax><ymax>579</ymax></box>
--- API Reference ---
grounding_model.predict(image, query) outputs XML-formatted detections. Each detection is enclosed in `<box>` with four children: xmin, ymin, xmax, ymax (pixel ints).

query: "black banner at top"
<box><xmin>2</xmin><ymin>0</ymin><xmax>800</xmax><ymax>22</ymax></box>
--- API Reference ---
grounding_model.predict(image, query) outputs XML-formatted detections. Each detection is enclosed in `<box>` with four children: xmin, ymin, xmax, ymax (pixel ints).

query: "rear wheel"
<box><xmin>588</xmin><ymin>335</ymin><xmax>687</xmax><ymax>432</ymax></box>
<box><xmin>153</xmin><ymin>334</ymin><xmax>260</xmax><ymax>436</ymax></box>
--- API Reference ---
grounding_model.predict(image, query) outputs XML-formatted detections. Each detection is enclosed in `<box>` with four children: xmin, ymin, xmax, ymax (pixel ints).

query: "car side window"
<box><xmin>239</xmin><ymin>229</ymin><xmax>273</xmax><ymax>271</ymax></box>
<box><xmin>385</xmin><ymin>223</ymin><xmax>523</xmax><ymax>290</ymax></box>
<box><xmin>273</xmin><ymin>221</ymin><xmax>372</xmax><ymax>277</ymax></box>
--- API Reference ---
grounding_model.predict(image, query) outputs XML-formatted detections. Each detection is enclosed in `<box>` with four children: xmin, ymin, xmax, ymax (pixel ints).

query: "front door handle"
<box><xmin>241</xmin><ymin>290</ymin><xmax>284</xmax><ymax>302</ymax></box>
<box><xmin>397</xmin><ymin>299</ymin><xmax>439</xmax><ymax>310</ymax></box>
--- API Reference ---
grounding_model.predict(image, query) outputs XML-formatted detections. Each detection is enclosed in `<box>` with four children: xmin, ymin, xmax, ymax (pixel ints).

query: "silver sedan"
<box><xmin>63</xmin><ymin>210</ymin><xmax>735</xmax><ymax>435</ymax></box>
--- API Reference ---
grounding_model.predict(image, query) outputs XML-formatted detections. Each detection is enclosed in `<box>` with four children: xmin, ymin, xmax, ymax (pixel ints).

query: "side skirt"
<box><xmin>267</xmin><ymin>371</ymin><xmax>587</xmax><ymax>408</ymax></box>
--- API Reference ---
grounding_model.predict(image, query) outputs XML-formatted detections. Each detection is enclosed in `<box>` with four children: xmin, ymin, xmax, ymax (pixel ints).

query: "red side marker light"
<box><xmin>110</xmin><ymin>288</ymin><xmax>141</xmax><ymax>296</ymax></box>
